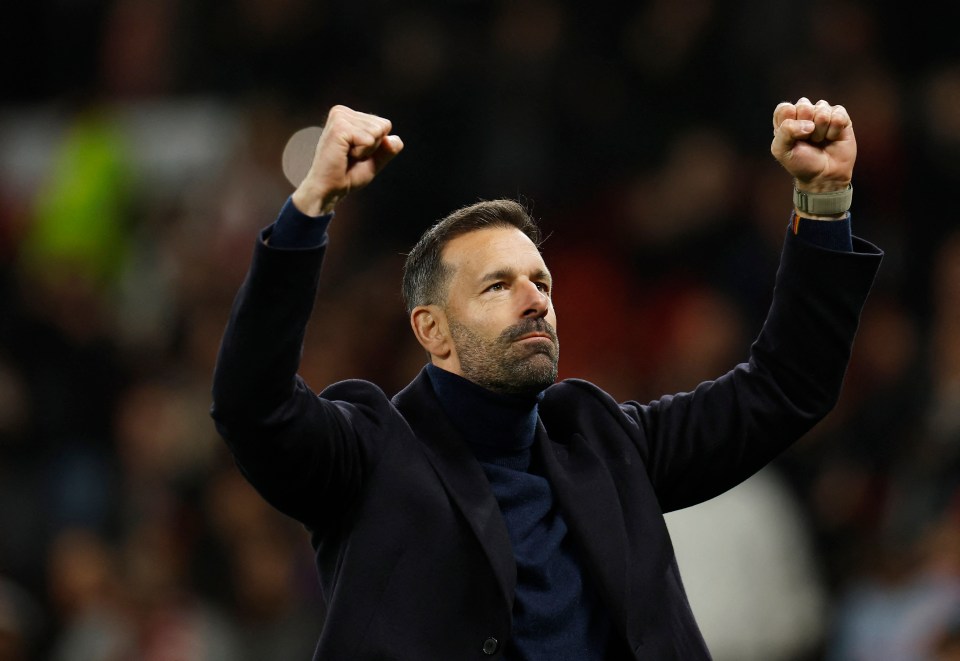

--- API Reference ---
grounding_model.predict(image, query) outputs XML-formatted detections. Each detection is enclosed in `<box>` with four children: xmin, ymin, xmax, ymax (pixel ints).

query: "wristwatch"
<box><xmin>793</xmin><ymin>183</ymin><xmax>853</xmax><ymax>215</ymax></box>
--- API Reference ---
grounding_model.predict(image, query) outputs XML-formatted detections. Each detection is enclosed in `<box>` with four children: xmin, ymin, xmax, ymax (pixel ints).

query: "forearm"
<box><xmin>269</xmin><ymin>196</ymin><xmax>333</xmax><ymax>249</ymax></box>
<box><xmin>749</xmin><ymin>230</ymin><xmax>881</xmax><ymax>414</ymax></box>
<box><xmin>793</xmin><ymin>212</ymin><xmax>853</xmax><ymax>252</ymax></box>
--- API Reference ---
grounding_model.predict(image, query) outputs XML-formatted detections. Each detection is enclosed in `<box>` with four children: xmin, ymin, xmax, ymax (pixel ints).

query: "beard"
<box><xmin>447</xmin><ymin>316</ymin><xmax>559</xmax><ymax>397</ymax></box>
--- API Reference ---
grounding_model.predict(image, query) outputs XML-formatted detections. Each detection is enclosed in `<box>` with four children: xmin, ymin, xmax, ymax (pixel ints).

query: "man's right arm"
<box><xmin>210</xmin><ymin>106</ymin><xmax>403</xmax><ymax>528</ymax></box>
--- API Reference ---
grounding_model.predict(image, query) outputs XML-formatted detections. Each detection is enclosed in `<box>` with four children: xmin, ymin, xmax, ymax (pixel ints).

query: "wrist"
<box><xmin>291</xmin><ymin>184</ymin><xmax>339</xmax><ymax>217</ymax></box>
<box><xmin>793</xmin><ymin>182</ymin><xmax>852</xmax><ymax>217</ymax></box>
<box><xmin>794</xmin><ymin>179</ymin><xmax>852</xmax><ymax>194</ymax></box>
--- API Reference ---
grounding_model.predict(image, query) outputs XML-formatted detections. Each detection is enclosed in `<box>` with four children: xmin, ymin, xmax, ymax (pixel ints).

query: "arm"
<box><xmin>210</xmin><ymin>106</ymin><xmax>403</xmax><ymax>527</ymax></box>
<box><xmin>632</xmin><ymin>99</ymin><xmax>881</xmax><ymax>510</ymax></box>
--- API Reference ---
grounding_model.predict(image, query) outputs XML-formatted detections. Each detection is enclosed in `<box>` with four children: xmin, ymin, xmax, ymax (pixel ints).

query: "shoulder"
<box><xmin>543</xmin><ymin>378</ymin><xmax>612</xmax><ymax>404</ymax></box>
<box><xmin>321</xmin><ymin>377</ymin><xmax>392</xmax><ymax>403</ymax></box>
<box><xmin>541</xmin><ymin>378</ymin><xmax>643</xmax><ymax>435</ymax></box>
<box><xmin>319</xmin><ymin>378</ymin><xmax>408</xmax><ymax>432</ymax></box>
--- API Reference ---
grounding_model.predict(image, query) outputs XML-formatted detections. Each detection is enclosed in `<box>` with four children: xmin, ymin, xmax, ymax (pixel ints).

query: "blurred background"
<box><xmin>1</xmin><ymin>0</ymin><xmax>959</xmax><ymax>659</ymax></box>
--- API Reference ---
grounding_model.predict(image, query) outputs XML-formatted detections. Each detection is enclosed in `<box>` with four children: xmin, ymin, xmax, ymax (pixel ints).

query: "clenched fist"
<box><xmin>771</xmin><ymin>97</ymin><xmax>855</xmax><ymax>194</ymax></box>
<box><xmin>292</xmin><ymin>105</ymin><xmax>403</xmax><ymax>216</ymax></box>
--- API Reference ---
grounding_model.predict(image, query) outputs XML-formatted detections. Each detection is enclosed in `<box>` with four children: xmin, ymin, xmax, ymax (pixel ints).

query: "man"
<box><xmin>211</xmin><ymin>99</ymin><xmax>882</xmax><ymax>659</ymax></box>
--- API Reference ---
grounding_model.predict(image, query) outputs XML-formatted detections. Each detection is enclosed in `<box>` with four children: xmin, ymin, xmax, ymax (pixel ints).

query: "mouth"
<box><xmin>516</xmin><ymin>332</ymin><xmax>553</xmax><ymax>342</ymax></box>
<box><xmin>503</xmin><ymin>320</ymin><xmax>558</xmax><ymax>349</ymax></box>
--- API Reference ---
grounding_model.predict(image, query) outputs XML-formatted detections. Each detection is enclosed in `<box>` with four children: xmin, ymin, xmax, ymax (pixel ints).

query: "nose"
<box><xmin>519</xmin><ymin>279</ymin><xmax>549</xmax><ymax>319</ymax></box>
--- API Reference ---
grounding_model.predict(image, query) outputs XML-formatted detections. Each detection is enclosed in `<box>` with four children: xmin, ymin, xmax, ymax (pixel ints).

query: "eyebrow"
<box><xmin>479</xmin><ymin>267</ymin><xmax>552</xmax><ymax>284</ymax></box>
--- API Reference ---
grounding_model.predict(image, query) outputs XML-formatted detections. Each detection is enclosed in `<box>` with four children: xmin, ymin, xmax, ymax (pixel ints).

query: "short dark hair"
<box><xmin>402</xmin><ymin>199</ymin><xmax>542</xmax><ymax>314</ymax></box>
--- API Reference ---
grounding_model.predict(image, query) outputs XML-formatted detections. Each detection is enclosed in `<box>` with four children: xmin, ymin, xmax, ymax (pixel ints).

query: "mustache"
<box><xmin>500</xmin><ymin>318</ymin><xmax>558</xmax><ymax>344</ymax></box>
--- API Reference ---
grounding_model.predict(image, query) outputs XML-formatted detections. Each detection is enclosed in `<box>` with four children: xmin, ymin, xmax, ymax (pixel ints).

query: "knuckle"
<box><xmin>327</xmin><ymin>105</ymin><xmax>353</xmax><ymax>123</ymax></box>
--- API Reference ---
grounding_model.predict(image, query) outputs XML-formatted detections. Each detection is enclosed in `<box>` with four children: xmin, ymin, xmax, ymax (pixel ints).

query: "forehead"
<box><xmin>441</xmin><ymin>226</ymin><xmax>546</xmax><ymax>279</ymax></box>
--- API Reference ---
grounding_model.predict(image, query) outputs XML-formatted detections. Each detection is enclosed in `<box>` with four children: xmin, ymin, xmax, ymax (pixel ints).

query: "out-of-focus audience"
<box><xmin>1</xmin><ymin>0</ymin><xmax>957</xmax><ymax>658</ymax></box>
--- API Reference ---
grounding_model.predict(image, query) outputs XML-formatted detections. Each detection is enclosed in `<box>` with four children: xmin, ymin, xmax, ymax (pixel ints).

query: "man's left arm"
<box><xmin>630</xmin><ymin>98</ymin><xmax>883</xmax><ymax>510</ymax></box>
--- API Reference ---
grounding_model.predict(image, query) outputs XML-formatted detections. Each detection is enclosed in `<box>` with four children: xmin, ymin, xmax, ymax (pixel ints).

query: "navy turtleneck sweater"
<box><xmin>426</xmin><ymin>364</ymin><xmax>614</xmax><ymax>661</ymax></box>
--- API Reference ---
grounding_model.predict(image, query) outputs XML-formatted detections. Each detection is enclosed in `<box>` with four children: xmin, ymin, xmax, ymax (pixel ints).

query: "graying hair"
<box><xmin>401</xmin><ymin>199</ymin><xmax>541</xmax><ymax>314</ymax></box>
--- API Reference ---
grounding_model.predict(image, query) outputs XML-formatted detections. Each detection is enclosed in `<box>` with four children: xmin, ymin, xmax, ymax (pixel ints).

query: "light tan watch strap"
<box><xmin>793</xmin><ymin>183</ymin><xmax>852</xmax><ymax>215</ymax></box>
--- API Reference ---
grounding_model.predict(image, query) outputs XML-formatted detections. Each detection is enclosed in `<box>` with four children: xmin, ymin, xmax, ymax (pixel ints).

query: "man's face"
<box><xmin>438</xmin><ymin>226</ymin><xmax>559</xmax><ymax>396</ymax></box>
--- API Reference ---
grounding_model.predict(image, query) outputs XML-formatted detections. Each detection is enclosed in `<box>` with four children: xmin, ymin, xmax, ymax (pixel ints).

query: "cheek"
<box><xmin>456</xmin><ymin>308</ymin><xmax>507</xmax><ymax>341</ymax></box>
<box><xmin>469</xmin><ymin>299</ymin><xmax>511</xmax><ymax>326</ymax></box>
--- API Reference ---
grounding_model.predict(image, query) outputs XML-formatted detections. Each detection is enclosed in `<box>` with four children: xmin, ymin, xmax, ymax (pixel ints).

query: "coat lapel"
<box><xmin>392</xmin><ymin>369</ymin><xmax>516</xmax><ymax>610</ymax></box>
<box><xmin>535</xmin><ymin>424</ymin><xmax>631</xmax><ymax>638</ymax></box>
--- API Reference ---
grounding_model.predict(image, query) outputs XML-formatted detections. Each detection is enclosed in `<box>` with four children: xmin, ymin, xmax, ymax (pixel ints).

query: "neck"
<box><xmin>426</xmin><ymin>364</ymin><xmax>541</xmax><ymax>454</ymax></box>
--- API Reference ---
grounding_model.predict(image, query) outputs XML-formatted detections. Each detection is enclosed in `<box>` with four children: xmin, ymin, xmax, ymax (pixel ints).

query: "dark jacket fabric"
<box><xmin>211</xmin><ymin>226</ymin><xmax>882</xmax><ymax>660</ymax></box>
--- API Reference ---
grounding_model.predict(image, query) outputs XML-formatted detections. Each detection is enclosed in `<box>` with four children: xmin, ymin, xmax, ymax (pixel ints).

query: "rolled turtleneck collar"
<box><xmin>426</xmin><ymin>364</ymin><xmax>542</xmax><ymax>469</ymax></box>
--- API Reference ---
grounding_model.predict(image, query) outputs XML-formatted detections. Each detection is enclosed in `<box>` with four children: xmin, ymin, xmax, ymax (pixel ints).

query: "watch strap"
<box><xmin>793</xmin><ymin>183</ymin><xmax>853</xmax><ymax>215</ymax></box>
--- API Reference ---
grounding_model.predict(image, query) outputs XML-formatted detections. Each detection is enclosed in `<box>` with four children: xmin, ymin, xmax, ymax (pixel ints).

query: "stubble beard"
<box><xmin>447</xmin><ymin>316</ymin><xmax>559</xmax><ymax>397</ymax></box>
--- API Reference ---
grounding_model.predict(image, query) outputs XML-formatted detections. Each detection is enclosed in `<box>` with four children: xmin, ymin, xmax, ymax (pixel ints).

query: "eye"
<box><xmin>485</xmin><ymin>282</ymin><xmax>505</xmax><ymax>293</ymax></box>
<box><xmin>535</xmin><ymin>282</ymin><xmax>550</xmax><ymax>294</ymax></box>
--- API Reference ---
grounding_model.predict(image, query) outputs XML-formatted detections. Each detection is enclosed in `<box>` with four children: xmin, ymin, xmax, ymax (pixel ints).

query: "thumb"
<box><xmin>372</xmin><ymin>135</ymin><xmax>404</xmax><ymax>173</ymax></box>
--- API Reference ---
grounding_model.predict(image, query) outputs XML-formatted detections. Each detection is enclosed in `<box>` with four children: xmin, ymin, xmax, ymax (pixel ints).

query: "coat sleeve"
<box><xmin>210</xmin><ymin>228</ymin><xmax>392</xmax><ymax>530</ymax></box>
<box><xmin>622</xmin><ymin>230</ymin><xmax>883</xmax><ymax>512</ymax></box>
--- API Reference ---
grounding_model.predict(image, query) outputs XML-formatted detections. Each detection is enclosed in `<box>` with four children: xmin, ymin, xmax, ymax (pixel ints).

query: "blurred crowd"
<box><xmin>1</xmin><ymin>0</ymin><xmax>959</xmax><ymax>659</ymax></box>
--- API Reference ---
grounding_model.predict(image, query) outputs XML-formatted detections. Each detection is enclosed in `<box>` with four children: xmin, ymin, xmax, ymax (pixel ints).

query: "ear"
<box><xmin>410</xmin><ymin>305</ymin><xmax>452</xmax><ymax>361</ymax></box>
